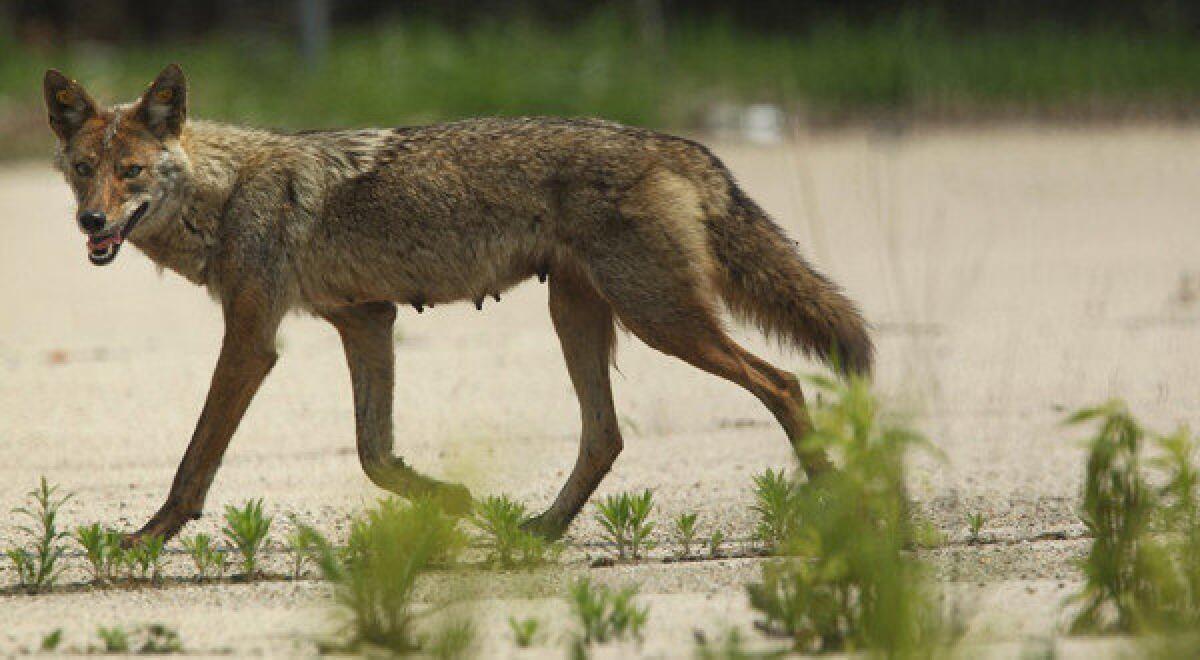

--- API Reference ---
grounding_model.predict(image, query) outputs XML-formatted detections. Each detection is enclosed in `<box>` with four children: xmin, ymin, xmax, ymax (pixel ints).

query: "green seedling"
<box><xmin>470</xmin><ymin>495</ymin><xmax>560</xmax><ymax>568</ymax></box>
<box><xmin>708</xmin><ymin>530</ymin><xmax>726</xmax><ymax>558</ymax></box>
<box><xmin>746</xmin><ymin>375</ymin><xmax>955</xmax><ymax>656</ymax></box>
<box><xmin>127</xmin><ymin>535</ymin><xmax>165</xmax><ymax>581</ymax></box>
<box><xmin>305</xmin><ymin>497</ymin><xmax>467</xmax><ymax>653</ymax></box>
<box><xmin>8</xmin><ymin>476</ymin><xmax>72</xmax><ymax>593</ymax></box>
<box><xmin>6</xmin><ymin>549</ymin><xmax>35</xmax><ymax>590</ymax></box>
<box><xmin>695</xmin><ymin>627</ymin><xmax>785</xmax><ymax>659</ymax></box>
<box><xmin>1066</xmin><ymin>402</ymin><xmax>1200</xmax><ymax>636</ymax></box>
<box><xmin>674</xmin><ymin>512</ymin><xmax>698</xmax><ymax>559</ymax></box>
<box><xmin>965</xmin><ymin>512</ymin><xmax>986</xmax><ymax>543</ymax></box>
<box><xmin>567</xmin><ymin>577</ymin><xmax>648</xmax><ymax>646</ymax></box>
<box><xmin>94</xmin><ymin>624</ymin><xmax>182</xmax><ymax>654</ymax></box>
<box><xmin>40</xmin><ymin>628</ymin><xmax>62</xmax><ymax>651</ymax></box>
<box><xmin>594</xmin><ymin>489</ymin><xmax>656</xmax><ymax>560</ymax></box>
<box><xmin>751</xmin><ymin>468</ymin><xmax>799</xmax><ymax>551</ymax></box>
<box><xmin>140</xmin><ymin>623</ymin><xmax>183</xmax><ymax>654</ymax></box>
<box><xmin>426</xmin><ymin>617</ymin><xmax>475</xmax><ymax>660</ymax></box>
<box><xmin>181</xmin><ymin>533</ymin><xmax>227</xmax><ymax>580</ymax></box>
<box><xmin>286</xmin><ymin>522</ymin><xmax>324</xmax><ymax>578</ymax></box>
<box><xmin>74</xmin><ymin>524</ymin><xmax>124</xmax><ymax>584</ymax></box>
<box><xmin>97</xmin><ymin>626</ymin><xmax>129</xmax><ymax>653</ymax></box>
<box><xmin>508</xmin><ymin>616</ymin><xmax>540</xmax><ymax>647</ymax></box>
<box><xmin>222</xmin><ymin>498</ymin><xmax>272</xmax><ymax>577</ymax></box>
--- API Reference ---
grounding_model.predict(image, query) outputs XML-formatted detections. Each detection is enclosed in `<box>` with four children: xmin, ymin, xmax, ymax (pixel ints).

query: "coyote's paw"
<box><xmin>520</xmin><ymin>512</ymin><xmax>568</xmax><ymax>541</ymax></box>
<box><xmin>122</xmin><ymin>509</ymin><xmax>195</xmax><ymax>547</ymax></box>
<box><xmin>432</xmin><ymin>481</ymin><xmax>474</xmax><ymax>517</ymax></box>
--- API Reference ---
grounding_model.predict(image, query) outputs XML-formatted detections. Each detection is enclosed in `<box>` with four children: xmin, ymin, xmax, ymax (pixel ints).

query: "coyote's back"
<box><xmin>288</xmin><ymin>117</ymin><xmax>873</xmax><ymax>376</ymax></box>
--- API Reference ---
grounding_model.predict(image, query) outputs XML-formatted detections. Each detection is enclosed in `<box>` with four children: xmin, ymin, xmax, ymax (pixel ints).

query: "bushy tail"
<box><xmin>708</xmin><ymin>189</ymin><xmax>874</xmax><ymax>378</ymax></box>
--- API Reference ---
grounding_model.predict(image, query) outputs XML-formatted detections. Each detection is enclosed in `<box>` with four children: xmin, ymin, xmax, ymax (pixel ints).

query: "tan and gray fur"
<box><xmin>43</xmin><ymin>64</ymin><xmax>872</xmax><ymax>542</ymax></box>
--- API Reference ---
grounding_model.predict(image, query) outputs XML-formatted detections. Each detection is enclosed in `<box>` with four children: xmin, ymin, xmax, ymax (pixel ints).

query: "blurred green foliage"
<box><xmin>3</xmin><ymin>13</ymin><xmax>1200</xmax><ymax>158</ymax></box>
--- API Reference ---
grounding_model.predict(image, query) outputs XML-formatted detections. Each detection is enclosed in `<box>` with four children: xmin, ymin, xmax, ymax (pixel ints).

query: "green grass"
<box><xmin>300</xmin><ymin>497</ymin><xmax>467</xmax><ymax>654</ymax></box>
<box><xmin>73</xmin><ymin>523</ymin><xmax>122</xmax><ymax>584</ymax></box>
<box><xmin>507</xmin><ymin>616</ymin><xmax>540</xmax><ymax>648</ymax></box>
<box><xmin>673</xmin><ymin>512</ymin><xmax>699</xmax><ymax>559</ymax></box>
<box><xmin>566</xmin><ymin>577</ymin><xmax>649</xmax><ymax>646</ymax></box>
<box><xmin>965</xmin><ymin>511</ymin><xmax>986</xmax><ymax>543</ymax></box>
<box><xmin>4</xmin><ymin>14</ymin><xmax>1200</xmax><ymax>158</ymax></box>
<box><xmin>94</xmin><ymin>624</ymin><xmax>182</xmax><ymax>654</ymax></box>
<box><xmin>285</xmin><ymin>522</ymin><xmax>324</xmax><ymax>579</ymax></box>
<box><xmin>222</xmin><ymin>498</ymin><xmax>273</xmax><ymax>578</ymax></box>
<box><xmin>1065</xmin><ymin>401</ymin><xmax>1200</xmax><ymax>639</ymax></box>
<box><xmin>746</xmin><ymin>375</ymin><xmax>956</xmax><ymax>656</ymax></box>
<box><xmin>181</xmin><ymin>532</ymin><xmax>227</xmax><ymax>580</ymax></box>
<box><xmin>126</xmin><ymin>535</ymin><xmax>166</xmax><ymax>582</ymax></box>
<box><xmin>751</xmin><ymin>468</ymin><xmax>800</xmax><ymax>551</ymax></box>
<box><xmin>594</xmin><ymin>489</ymin><xmax>656</xmax><ymax>561</ymax></box>
<box><xmin>6</xmin><ymin>477</ymin><xmax>72</xmax><ymax>594</ymax></box>
<box><xmin>469</xmin><ymin>494</ymin><xmax>560</xmax><ymax>568</ymax></box>
<box><xmin>96</xmin><ymin>626</ymin><xmax>129</xmax><ymax>653</ymax></box>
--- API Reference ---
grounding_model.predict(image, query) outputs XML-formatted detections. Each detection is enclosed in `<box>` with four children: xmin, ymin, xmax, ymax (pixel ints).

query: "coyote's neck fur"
<box><xmin>130</xmin><ymin>120</ymin><xmax>385</xmax><ymax>287</ymax></box>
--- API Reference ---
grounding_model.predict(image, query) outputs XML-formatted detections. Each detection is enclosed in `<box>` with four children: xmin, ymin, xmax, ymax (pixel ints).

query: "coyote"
<box><xmin>43</xmin><ymin>64</ymin><xmax>872</xmax><ymax>542</ymax></box>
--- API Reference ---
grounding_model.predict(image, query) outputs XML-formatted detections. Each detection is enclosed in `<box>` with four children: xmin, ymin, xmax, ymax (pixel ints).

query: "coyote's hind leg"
<box><xmin>524</xmin><ymin>269</ymin><xmax>623</xmax><ymax>539</ymax></box>
<box><xmin>623</xmin><ymin>312</ymin><xmax>831</xmax><ymax>477</ymax></box>
<box><xmin>322</xmin><ymin>302</ymin><xmax>473</xmax><ymax>513</ymax></box>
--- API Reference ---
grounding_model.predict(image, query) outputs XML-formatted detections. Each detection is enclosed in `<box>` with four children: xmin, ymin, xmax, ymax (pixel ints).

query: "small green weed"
<box><xmin>7</xmin><ymin>477</ymin><xmax>72</xmax><ymax>593</ymax></box>
<box><xmin>426</xmin><ymin>617</ymin><xmax>475</xmax><ymax>659</ymax></box>
<box><xmin>40</xmin><ymin>628</ymin><xmax>62</xmax><ymax>651</ymax></box>
<box><xmin>127</xmin><ymin>535</ymin><xmax>165</xmax><ymax>582</ymax></box>
<box><xmin>594</xmin><ymin>489</ymin><xmax>656</xmax><ymax>560</ymax></box>
<box><xmin>567</xmin><ymin>577</ymin><xmax>648</xmax><ymax>646</ymax></box>
<box><xmin>285</xmin><ymin>522</ymin><xmax>324</xmax><ymax>578</ymax></box>
<box><xmin>303</xmin><ymin>497</ymin><xmax>467</xmax><ymax>653</ymax></box>
<box><xmin>140</xmin><ymin>624</ymin><xmax>183</xmax><ymax>654</ymax></box>
<box><xmin>965</xmin><ymin>512</ymin><xmax>986</xmax><ymax>543</ymax></box>
<box><xmin>746</xmin><ymin>375</ymin><xmax>954</xmax><ymax>656</ymax></box>
<box><xmin>708</xmin><ymin>530</ymin><xmax>726</xmax><ymax>558</ymax></box>
<box><xmin>222</xmin><ymin>498</ymin><xmax>272</xmax><ymax>577</ymax></box>
<box><xmin>96</xmin><ymin>626</ymin><xmax>129</xmax><ymax>653</ymax></box>
<box><xmin>1066</xmin><ymin>401</ymin><xmax>1200</xmax><ymax>636</ymax></box>
<box><xmin>695</xmin><ymin>627</ymin><xmax>785</xmax><ymax>659</ymax></box>
<box><xmin>181</xmin><ymin>533</ymin><xmax>227</xmax><ymax>580</ymax></box>
<box><xmin>470</xmin><ymin>495</ymin><xmax>560</xmax><ymax>568</ymax></box>
<box><xmin>508</xmin><ymin>616</ymin><xmax>540</xmax><ymax>647</ymax></box>
<box><xmin>94</xmin><ymin>624</ymin><xmax>182</xmax><ymax>654</ymax></box>
<box><xmin>751</xmin><ymin>468</ymin><xmax>799</xmax><ymax>551</ymax></box>
<box><xmin>74</xmin><ymin>524</ymin><xmax>124</xmax><ymax>584</ymax></box>
<box><xmin>674</xmin><ymin>512</ymin><xmax>699</xmax><ymax>559</ymax></box>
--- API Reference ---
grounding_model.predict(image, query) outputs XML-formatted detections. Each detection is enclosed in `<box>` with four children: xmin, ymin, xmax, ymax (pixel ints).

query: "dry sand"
<box><xmin>1</xmin><ymin>126</ymin><xmax>1198</xmax><ymax>656</ymax></box>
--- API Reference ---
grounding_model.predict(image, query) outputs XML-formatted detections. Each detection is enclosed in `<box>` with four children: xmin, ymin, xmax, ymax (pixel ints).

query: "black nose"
<box><xmin>79</xmin><ymin>210</ymin><xmax>106</xmax><ymax>233</ymax></box>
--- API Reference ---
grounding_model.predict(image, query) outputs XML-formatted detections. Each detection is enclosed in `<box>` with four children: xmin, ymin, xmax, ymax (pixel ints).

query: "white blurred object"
<box><xmin>704</xmin><ymin>103</ymin><xmax>785</xmax><ymax>144</ymax></box>
<box><xmin>742</xmin><ymin>104</ymin><xmax>784</xmax><ymax>144</ymax></box>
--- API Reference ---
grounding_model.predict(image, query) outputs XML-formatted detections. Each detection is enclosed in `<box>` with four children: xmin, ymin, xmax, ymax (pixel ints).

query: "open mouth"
<box><xmin>86</xmin><ymin>202</ymin><xmax>149</xmax><ymax>266</ymax></box>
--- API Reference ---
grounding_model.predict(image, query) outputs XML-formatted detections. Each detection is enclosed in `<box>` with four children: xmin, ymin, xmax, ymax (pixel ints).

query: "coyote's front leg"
<box><xmin>322</xmin><ymin>302</ymin><xmax>473</xmax><ymax>513</ymax></box>
<box><xmin>127</xmin><ymin>293</ymin><xmax>282</xmax><ymax>544</ymax></box>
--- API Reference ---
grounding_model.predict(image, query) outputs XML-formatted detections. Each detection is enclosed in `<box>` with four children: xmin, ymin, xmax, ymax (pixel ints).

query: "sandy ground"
<box><xmin>1</xmin><ymin>126</ymin><xmax>1198</xmax><ymax>656</ymax></box>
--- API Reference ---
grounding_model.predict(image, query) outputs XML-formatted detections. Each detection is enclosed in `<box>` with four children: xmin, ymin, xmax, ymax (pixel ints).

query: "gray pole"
<box><xmin>297</xmin><ymin>0</ymin><xmax>331</xmax><ymax>69</ymax></box>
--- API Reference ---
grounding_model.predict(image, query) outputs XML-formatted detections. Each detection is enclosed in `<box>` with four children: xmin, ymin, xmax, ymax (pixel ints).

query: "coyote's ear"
<box><xmin>43</xmin><ymin>69</ymin><xmax>99</xmax><ymax>143</ymax></box>
<box><xmin>134</xmin><ymin>63</ymin><xmax>187</xmax><ymax>139</ymax></box>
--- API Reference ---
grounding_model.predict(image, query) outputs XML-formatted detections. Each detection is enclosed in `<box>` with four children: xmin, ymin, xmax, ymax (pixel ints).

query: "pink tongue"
<box><xmin>87</xmin><ymin>233</ymin><xmax>122</xmax><ymax>251</ymax></box>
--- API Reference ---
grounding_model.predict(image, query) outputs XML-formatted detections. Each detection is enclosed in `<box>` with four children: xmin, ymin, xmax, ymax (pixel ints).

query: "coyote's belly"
<box><xmin>293</xmin><ymin>195</ymin><xmax>556</xmax><ymax>310</ymax></box>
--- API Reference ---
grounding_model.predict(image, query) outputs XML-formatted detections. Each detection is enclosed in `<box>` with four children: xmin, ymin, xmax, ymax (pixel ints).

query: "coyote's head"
<box><xmin>43</xmin><ymin>64</ymin><xmax>192</xmax><ymax>266</ymax></box>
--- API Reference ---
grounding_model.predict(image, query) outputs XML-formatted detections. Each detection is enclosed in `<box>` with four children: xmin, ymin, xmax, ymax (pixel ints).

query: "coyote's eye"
<box><xmin>74</xmin><ymin>162</ymin><xmax>93</xmax><ymax>177</ymax></box>
<box><xmin>120</xmin><ymin>164</ymin><xmax>143</xmax><ymax>179</ymax></box>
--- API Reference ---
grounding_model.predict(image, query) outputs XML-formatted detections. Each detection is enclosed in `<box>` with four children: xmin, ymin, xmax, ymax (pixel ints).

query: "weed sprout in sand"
<box><xmin>746</xmin><ymin>375</ymin><xmax>957</xmax><ymax>656</ymax></box>
<box><xmin>1066</xmin><ymin>401</ymin><xmax>1200</xmax><ymax>649</ymax></box>
<box><xmin>297</xmin><ymin>497</ymin><xmax>469</xmax><ymax>654</ymax></box>
<box><xmin>7</xmin><ymin>477</ymin><xmax>72</xmax><ymax>593</ymax></box>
